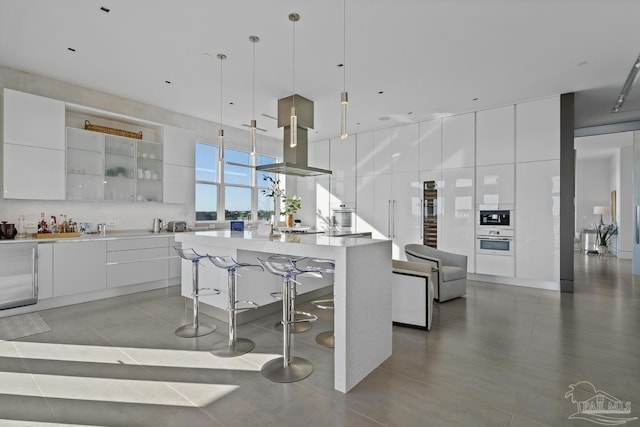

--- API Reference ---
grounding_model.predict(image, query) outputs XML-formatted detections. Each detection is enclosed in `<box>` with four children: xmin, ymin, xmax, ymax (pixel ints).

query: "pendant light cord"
<box><xmin>292</xmin><ymin>17</ymin><xmax>296</xmax><ymax>105</ymax></box>
<box><xmin>252</xmin><ymin>40</ymin><xmax>256</xmax><ymax>121</ymax></box>
<box><xmin>343</xmin><ymin>0</ymin><xmax>346</xmax><ymax>92</ymax></box>
<box><xmin>220</xmin><ymin>56</ymin><xmax>223</xmax><ymax>131</ymax></box>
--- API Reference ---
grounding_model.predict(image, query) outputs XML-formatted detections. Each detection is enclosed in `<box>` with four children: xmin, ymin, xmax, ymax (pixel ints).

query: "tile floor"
<box><xmin>0</xmin><ymin>254</ymin><xmax>638</xmax><ymax>426</ymax></box>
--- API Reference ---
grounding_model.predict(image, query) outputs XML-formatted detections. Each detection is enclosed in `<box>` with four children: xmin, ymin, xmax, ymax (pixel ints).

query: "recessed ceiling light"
<box><xmin>67</xmin><ymin>47</ymin><xmax>76</xmax><ymax>52</ymax></box>
<box><xmin>356</xmin><ymin>122</ymin><xmax>361</xmax><ymax>125</ymax></box>
<box><xmin>408</xmin><ymin>112</ymin><xmax>413</xmax><ymax>115</ymax></box>
<box><xmin>100</xmin><ymin>6</ymin><xmax>110</xmax><ymax>13</ymax></box>
<box><xmin>472</xmin><ymin>97</ymin><xmax>479</xmax><ymax>101</ymax></box>
<box><xmin>165</xmin><ymin>80</ymin><xmax>171</xmax><ymax>84</ymax></box>
<box><xmin>229</xmin><ymin>102</ymin><xmax>234</xmax><ymax>105</ymax></box>
<box><xmin>577</xmin><ymin>61</ymin><xmax>588</xmax><ymax>67</ymax></box>
<box><xmin>337</xmin><ymin>63</ymin><xmax>344</xmax><ymax>68</ymax></box>
<box><xmin>378</xmin><ymin>91</ymin><xmax>384</xmax><ymax>95</ymax></box>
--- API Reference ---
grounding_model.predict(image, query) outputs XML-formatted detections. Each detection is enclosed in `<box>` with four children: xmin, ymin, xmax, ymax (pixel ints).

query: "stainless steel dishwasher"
<box><xmin>0</xmin><ymin>242</ymin><xmax>38</xmax><ymax>310</ymax></box>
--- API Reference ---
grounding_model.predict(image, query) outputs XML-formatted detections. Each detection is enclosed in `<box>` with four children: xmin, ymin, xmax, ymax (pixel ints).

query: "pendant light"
<box><xmin>249</xmin><ymin>36</ymin><xmax>260</xmax><ymax>156</ymax></box>
<box><xmin>217</xmin><ymin>53</ymin><xmax>227</xmax><ymax>161</ymax></box>
<box><xmin>289</xmin><ymin>13</ymin><xmax>299</xmax><ymax>148</ymax></box>
<box><xmin>340</xmin><ymin>0</ymin><xmax>349</xmax><ymax>140</ymax></box>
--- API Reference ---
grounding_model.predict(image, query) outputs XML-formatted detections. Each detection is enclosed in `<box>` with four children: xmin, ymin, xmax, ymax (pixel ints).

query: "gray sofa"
<box><xmin>404</xmin><ymin>244</ymin><xmax>467</xmax><ymax>302</ymax></box>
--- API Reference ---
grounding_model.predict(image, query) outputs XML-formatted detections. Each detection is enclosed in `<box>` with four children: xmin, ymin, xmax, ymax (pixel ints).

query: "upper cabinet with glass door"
<box><xmin>66</xmin><ymin>128</ymin><xmax>104</xmax><ymax>200</ymax></box>
<box><xmin>104</xmin><ymin>135</ymin><xmax>135</xmax><ymax>202</ymax></box>
<box><xmin>136</xmin><ymin>140</ymin><xmax>163</xmax><ymax>202</ymax></box>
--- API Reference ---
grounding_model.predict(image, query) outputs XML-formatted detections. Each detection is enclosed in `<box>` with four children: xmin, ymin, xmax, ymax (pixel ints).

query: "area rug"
<box><xmin>0</xmin><ymin>312</ymin><xmax>51</xmax><ymax>341</ymax></box>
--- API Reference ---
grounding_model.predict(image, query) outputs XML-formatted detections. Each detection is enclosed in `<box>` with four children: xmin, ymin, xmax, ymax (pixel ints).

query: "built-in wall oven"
<box><xmin>477</xmin><ymin>210</ymin><xmax>514</xmax><ymax>257</ymax></box>
<box><xmin>476</xmin><ymin>230</ymin><xmax>514</xmax><ymax>256</ymax></box>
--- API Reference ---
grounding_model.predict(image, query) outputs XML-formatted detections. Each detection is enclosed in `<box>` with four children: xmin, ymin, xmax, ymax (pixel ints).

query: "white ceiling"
<box><xmin>1</xmin><ymin>0</ymin><xmax>640</xmax><ymax>144</ymax></box>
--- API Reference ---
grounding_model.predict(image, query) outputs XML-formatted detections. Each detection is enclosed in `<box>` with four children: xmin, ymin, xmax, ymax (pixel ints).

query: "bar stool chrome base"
<box><xmin>274</xmin><ymin>311</ymin><xmax>315</xmax><ymax>333</ymax></box>
<box><xmin>210</xmin><ymin>337</ymin><xmax>255</xmax><ymax>357</ymax></box>
<box><xmin>175</xmin><ymin>323</ymin><xmax>216</xmax><ymax>338</ymax></box>
<box><xmin>261</xmin><ymin>356</ymin><xmax>314</xmax><ymax>383</ymax></box>
<box><xmin>315</xmin><ymin>331</ymin><xmax>335</xmax><ymax>348</ymax></box>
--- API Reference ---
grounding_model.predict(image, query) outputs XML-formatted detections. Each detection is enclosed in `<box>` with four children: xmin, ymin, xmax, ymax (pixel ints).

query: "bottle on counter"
<box><xmin>49</xmin><ymin>216</ymin><xmax>57</xmax><ymax>234</ymax></box>
<box><xmin>38</xmin><ymin>212</ymin><xmax>49</xmax><ymax>233</ymax></box>
<box><xmin>17</xmin><ymin>215</ymin><xmax>26</xmax><ymax>238</ymax></box>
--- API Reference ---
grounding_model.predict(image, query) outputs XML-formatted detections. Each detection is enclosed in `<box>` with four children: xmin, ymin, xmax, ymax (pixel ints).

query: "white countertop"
<box><xmin>0</xmin><ymin>230</ymin><xmax>178</xmax><ymax>244</ymax></box>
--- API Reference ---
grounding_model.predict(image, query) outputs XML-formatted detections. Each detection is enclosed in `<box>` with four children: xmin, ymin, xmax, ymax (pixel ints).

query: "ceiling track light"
<box><xmin>249</xmin><ymin>35</ymin><xmax>260</xmax><ymax>156</ymax></box>
<box><xmin>217</xmin><ymin>53</ymin><xmax>227</xmax><ymax>162</ymax></box>
<box><xmin>289</xmin><ymin>13</ymin><xmax>299</xmax><ymax>148</ymax></box>
<box><xmin>339</xmin><ymin>0</ymin><xmax>349</xmax><ymax>140</ymax></box>
<box><xmin>612</xmin><ymin>53</ymin><xmax>640</xmax><ymax>113</ymax></box>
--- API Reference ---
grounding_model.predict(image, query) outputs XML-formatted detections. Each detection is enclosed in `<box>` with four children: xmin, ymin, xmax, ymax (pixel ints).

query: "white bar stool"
<box><xmin>257</xmin><ymin>256</ymin><xmax>323</xmax><ymax>383</ymax></box>
<box><xmin>207</xmin><ymin>255</ymin><xmax>263</xmax><ymax>357</ymax></box>
<box><xmin>174</xmin><ymin>247</ymin><xmax>220</xmax><ymax>338</ymax></box>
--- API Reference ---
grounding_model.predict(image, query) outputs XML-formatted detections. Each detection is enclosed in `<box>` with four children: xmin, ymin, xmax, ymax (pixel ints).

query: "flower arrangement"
<box><xmin>596</xmin><ymin>223</ymin><xmax>618</xmax><ymax>247</ymax></box>
<box><xmin>282</xmin><ymin>195</ymin><xmax>302</xmax><ymax>215</ymax></box>
<box><xmin>261</xmin><ymin>176</ymin><xmax>283</xmax><ymax>199</ymax></box>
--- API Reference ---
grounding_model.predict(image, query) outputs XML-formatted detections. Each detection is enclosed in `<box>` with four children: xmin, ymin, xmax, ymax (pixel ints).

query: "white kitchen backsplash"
<box><xmin>0</xmin><ymin>199</ymin><xmax>193</xmax><ymax>232</ymax></box>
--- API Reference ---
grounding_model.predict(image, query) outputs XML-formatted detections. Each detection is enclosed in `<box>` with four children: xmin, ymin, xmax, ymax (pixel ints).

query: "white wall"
<box><xmin>619</xmin><ymin>145</ymin><xmax>633</xmax><ymax>259</ymax></box>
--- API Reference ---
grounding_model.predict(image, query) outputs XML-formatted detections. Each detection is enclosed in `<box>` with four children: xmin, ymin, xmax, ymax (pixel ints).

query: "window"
<box><xmin>195</xmin><ymin>142</ymin><xmax>279</xmax><ymax>223</ymax></box>
<box><xmin>195</xmin><ymin>143</ymin><xmax>218</xmax><ymax>221</ymax></box>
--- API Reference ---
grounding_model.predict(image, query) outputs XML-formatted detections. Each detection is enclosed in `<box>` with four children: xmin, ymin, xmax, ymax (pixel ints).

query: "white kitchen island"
<box><xmin>174</xmin><ymin>230</ymin><xmax>392</xmax><ymax>393</ymax></box>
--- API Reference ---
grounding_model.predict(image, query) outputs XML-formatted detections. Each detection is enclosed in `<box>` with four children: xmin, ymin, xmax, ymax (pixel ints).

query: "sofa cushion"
<box><xmin>441</xmin><ymin>265</ymin><xmax>465</xmax><ymax>282</ymax></box>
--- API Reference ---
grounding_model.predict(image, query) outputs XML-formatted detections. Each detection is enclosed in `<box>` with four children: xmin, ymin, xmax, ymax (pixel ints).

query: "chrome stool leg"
<box><xmin>258</xmin><ymin>257</ymin><xmax>320</xmax><ymax>383</ymax></box>
<box><xmin>208</xmin><ymin>255</ymin><xmax>262</xmax><ymax>357</ymax></box>
<box><xmin>174</xmin><ymin>248</ymin><xmax>219</xmax><ymax>338</ymax></box>
<box><xmin>311</xmin><ymin>298</ymin><xmax>335</xmax><ymax>348</ymax></box>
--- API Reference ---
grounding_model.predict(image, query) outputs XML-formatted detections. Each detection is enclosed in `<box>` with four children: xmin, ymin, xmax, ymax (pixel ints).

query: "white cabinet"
<box><xmin>391</xmin><ymin>171</ymin><xmax>422</xmax><ymax>259</ymax></box>
<box><xmin>161</xmin><ymin>126</ymin><xmax>195</xmax><ymax>204</ymax></box>
<box><xmin>136</xmin><ymin>139</ymin><xmax>163</xmax><ymax>202</ymax></box>
<box><xmin>356</xmin><ymin>131</ymin><xmax>375</xmax><ymax>176</ymax></box>
<box><xmin>392</xmin><ymin>123</ymin><xmax>420</xmax><ymax>173</ymax></box>
<box><xmin>315</xmin><ymin>175</ymin><xmax>331</xmax><ymax>230</ymax></box>
<box><xmin>475</xmin><ymin>164</ymin><xmax>515</xmax><ymax>208</ymax></box>
<box><xmin>373</xmin><ymin>128</ymin><xmax>393</xmax><ymax>175</ymax></box>
<box><xmin>330</xmin><ymin>176</ymin><xmax>356</xmax><ymax>211</ymax></box>
<box><xmin>356</xmin><ymin>175</ymin><xmax>375</xmax><ymax>234</ymax></box>
<box><xmin>163</xmin><ymin>164</ymin><xmax>194</xmax><ymax>204</ymax></box>
<box><xmin>476</xmin><ymin>105</ymin><xmax>514</xmax><ymax>166</ymax></box>
<box><xmin>53</xmin><ymin>240</ymin><xmax>107</xmax><ymax>297</ymax></box>
<box><xmin>66</xmin><ymin>128</ymin><xmax>104</xmax><ymax>200</ymax></box>
<box><xmin>308</xmin><ymin>139</ymin><xmax>330</xmax><ymax>170</ymax></box>
<box><xmin>330</xmin><ymin>134</ymin><xmax>356</xmax><ymax>178</ymax></box>
<box><xmin>37</xmin><ymin>244</ymin><xmax>53</xmax><ymax>299</ymax></box>
<box><xmin>161</xmin><ymin>125</ymin><xmax>196</xmax><ymax>168</ymax></box>
<box><xmin>476</xmin><ymin>254</ymin><xmax>514</xmax><ymax>277</ymax></box>
<box><xmin>516</xmin><ymin>96</ymin><xmax>560</xmax><ymax>163</ymax></box>
<box><xmin>3</xmin><ymin>89</ymin><xmax>66</xmax><ymax>200</ymax></box>
<box><xmin>106</xmin><ymin>238</ymin><xmax>169</xmax><ymax>288</ymax></box>
<box><xmin>168</xmin><ymin>237</ymin><xmax>181</xmax><ymax>283</ymax></box>
<box><xmin>442</xmin><ymin>113</ymin><xmax>475</xmax><ymax>169</ymax></box>
<box><xmin>3</xmin><ymin>89</ymin><xmax>65</xmax><ymax>150</ymax></box>
<box><xmin>515</xmin><ymin>160</ymin><xmax>560</xmax><ymax>281</ymax></box>
<box><xmin>440</xmin><ymin>167</ymin><xmax>475</xmax><ymax>272</ymax></box>
<box><xmin>3</xmin><ymin>144</ymin><xmax>66</xmax><ymax>200</ymax></box>
<box><xmin>419</xmin><ymin>119</ymin><xmax>442</xmax><ymax>172</ymax></box>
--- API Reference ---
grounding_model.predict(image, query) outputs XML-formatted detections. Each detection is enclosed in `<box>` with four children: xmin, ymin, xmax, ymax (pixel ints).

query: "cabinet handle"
<box><xmin>636</xmin><ymin>206</ymin><xmax>640</xmax><ymax>245</ymax></box>
<box><xmin>31</xmin><ymin>247</ymin><xmax>38</xmax><ymax>300</ymax></box>
<box><xmin>387</xmin><ymin>200</ymin><xmax>392</xmax><ymax>238</ymax></box>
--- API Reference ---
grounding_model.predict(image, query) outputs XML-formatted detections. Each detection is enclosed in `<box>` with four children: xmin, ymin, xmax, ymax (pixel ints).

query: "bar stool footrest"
<box><xmin>231</xmin><ymin>300</ymin><xmax>260</xmax><ymax>312</ymax></box>
<box><xmin>291</xmin><ymin>310</ymin><xmax>318</xmax><ymax>324</ymax></box>
<box><xmin>193</xmin><ymin>288</ymin><xmax>221</xmax><ymax>298</ymax></box>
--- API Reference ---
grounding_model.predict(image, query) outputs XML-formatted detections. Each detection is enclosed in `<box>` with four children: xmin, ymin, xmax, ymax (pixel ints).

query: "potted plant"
<box><xmin>596</xmin><ymin>224</ymin><xmax>618</xmax><ymax>255</ymax></box>
<box><xmin>282</xmin><ymin>195</ymin><xmax>302</xmax><ymax>227</ymax></box>
<box><xmin>261</xmin><ymin>176</ymin><xmax>283</xmax><ymax>226</ymax></box>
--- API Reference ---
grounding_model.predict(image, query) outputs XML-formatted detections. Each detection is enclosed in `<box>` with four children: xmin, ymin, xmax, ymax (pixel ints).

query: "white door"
<box><xmin>391</xmin><ymin>171</ymin><xmax>421</xmax><ymax>259</ymax></box>
<box><xmin>440</xmin><ymin>167</ymin><xmax>475</xmax><ymax>272</ymax></box>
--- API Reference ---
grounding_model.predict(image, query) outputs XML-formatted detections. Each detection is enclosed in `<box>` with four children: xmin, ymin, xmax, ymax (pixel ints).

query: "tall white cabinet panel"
<box><xmin>475</xmin><ymin>164</ymin><xmax>515</xmax><ymax>208</ymax></box>
<box><xmin>392</xmin><ymin>123</ymin><xmax>420</xmax><ymax>173</ymax></box>
<box><xmin>440</xmin><ymin>167</ymin><xmax>475</xmax><ymax>272</ymax></box>
<box><xmin>516</xmin><ymin>96</ymin><xmax>560</xmax><ymax>162</ymax></box>
<box><xmin>515</xmin><ymin>160</ymin><xmax>560</xmax><ymax>281</ymax></box>
<box><xmin>161</xmin><ymin>125</ymin><xmax>196</xmax><ymax>168</ymax></box>
<box><xmin>373</xmin><ymin>128</ymin><xmax>393</xmax><ymax>175</ymax></box>
<box><xmin>309</xmin><ymin>139</ymin><xmax>330</xmax><ymax>170</ymax></box>
<box><xmin>356</xmin><ymin>131</ymin><xmax>374</xmax><ymax>176</ymax></box>
<box><xmin>370</xmin><ymin>174</ymin><xmax>392</xmax><ymax>239</ymax></box>
<box><xmin>356</xmin><ymin>175</ymin><xmax>374</xmax><ymax>234</ymax></box>
<box><xmin>330</xmin><ymin>135</ymin><xmax>356</xmax><ymax>178</ymax></box>
<box><xmin>161</xmin><ymin>126</ymin><xmax>194</xmax><ymax>204</ymax></box>
<box><xmin>295</xmin><ymin>176</ymin><xmax>318</xmax><ymax>227</ymax></box>
<box><xmin>315</xmin><ymin>176</ymin><xmax>331</xmax><ymax>229</ymax></box>
<box><xmin>419</xmin><ymin>119</ymin><xmax>442</xmax><ymax>172</ymax></box>
<box><xmin>3</xmin><ymin>89</ymin><xmax>65</xmax><ymax>150</ymax></box>
<box><xmin>391</xmin><ymin>171</ymin><xmax>422</xmax><ymax>259</ymax></box>
<box><xmin>476</xmin><ymin>105</ymin><xmax>514</xmax><ymax>166</ymax></box>
<box><xmin>330</xmin><ymin>176</ymin><xmax>356</xmax><ymax>211</ymax></box>
<box><xmin>442</xmin><ymin>113</ymin><xmax>475</xmax><ymax>169</ymax></box>
<box><xmin>163</xmin><ymin>164</ymin><xmax>195</xmax><ymax>204</ymax></box>
<box><xmin>3</xmin><ymin>144</ymin><xmax>66</xmax><ymax>200</ymax></box>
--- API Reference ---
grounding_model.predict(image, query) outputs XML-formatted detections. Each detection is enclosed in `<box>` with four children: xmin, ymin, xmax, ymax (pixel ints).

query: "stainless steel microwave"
<box><xmin>479</xmin><ymin>210</ymin><xmax>512</xmax><ymax>227</ymax></box>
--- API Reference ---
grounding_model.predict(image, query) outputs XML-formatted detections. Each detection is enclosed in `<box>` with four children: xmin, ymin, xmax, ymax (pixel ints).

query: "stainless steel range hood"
<box><xmin>256</xmin><ymin>94</ymin><xmax>332</xmax><ymax>177</ymax></box>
